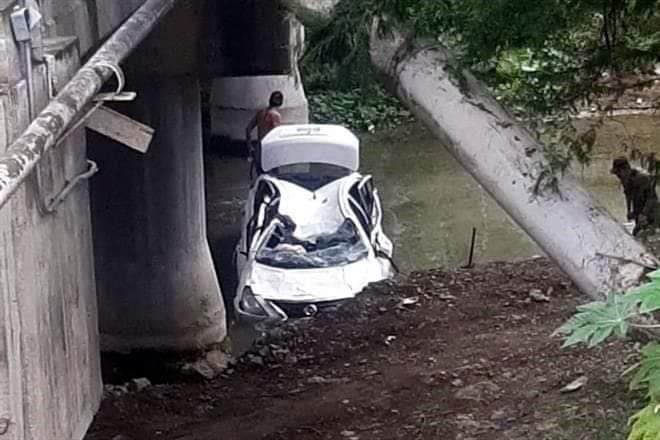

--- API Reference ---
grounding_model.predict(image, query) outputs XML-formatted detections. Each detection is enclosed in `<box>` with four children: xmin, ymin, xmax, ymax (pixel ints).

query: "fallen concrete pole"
<box><xmin>280</xmin><ymin>0</ymin><xmax>338</xmax><ymax>24</ymax></box>
<box><xmin>0</xmin><ymin>0</ymin><xmax>181</xmax><ymax>209</ymax></box>
<box><xmin>281</xmin><ymin>0</ymin><xmax>659</xmax><ymax>298</ymax></box>
<box><xmin>369</xmin><ymin>27</ymin><xmax>657</xmax><ymax>298</ymax></box>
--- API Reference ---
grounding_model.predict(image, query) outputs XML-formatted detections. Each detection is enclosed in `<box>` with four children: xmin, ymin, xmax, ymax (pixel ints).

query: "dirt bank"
<box><xmin>85</xmin><ymin>258</ymin><xmax>642</xmax><ymax>440</ymax></box>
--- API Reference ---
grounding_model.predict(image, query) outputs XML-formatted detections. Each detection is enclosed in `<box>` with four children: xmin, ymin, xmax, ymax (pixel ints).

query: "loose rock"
<box><xmin>129</xmin><ymin>377</ymin><xmax>151</xmax><ymax>392</ymax></box>
<box><xmin>529</xmin><ymin>289</ymin><xmax>550</xmax><ymax>302</ymax></box>
<box><xmin>455</xmin><ymin>381</ymin><xmax>501</xmax><ymax>402</ymax></box>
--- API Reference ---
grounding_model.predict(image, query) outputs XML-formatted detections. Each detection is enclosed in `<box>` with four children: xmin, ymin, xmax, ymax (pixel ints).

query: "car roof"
<box><xmin>260</xmin><ymin>124</ymin><xmax>360</xmax><ymax>172</ymax></box>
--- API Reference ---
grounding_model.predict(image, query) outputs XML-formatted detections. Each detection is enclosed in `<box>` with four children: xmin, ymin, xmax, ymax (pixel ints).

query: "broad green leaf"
<box><xmin>640</xmin><ymin>295</ymin><xmax>660</xmax><ymax>314</ymax></box>
<box><xmin>626</xmin><ymin>279</ymin><xmax>660</xmax><ymax>314</ymax></box>
<box><xmin>556</xmin><ymin>294</ymin><xmax>636</xmax><ymax>348</ymax></box>
<box><xmin>563</xmin><ymin>324</ymin><xmax>597</xmax><ymax>348</ymax></box>
<box><xmin>628</xmin><ymin>404</ymin><xmax>660</xmax><ymax>440</ymax></box>
<box><xmin>588</xmin><ymin>325</ymin><xmax>614</xmax><ymax>347</ymax></box>
<box><xmin>630</xmin><ymin>343</ymin><xmax>660</xmax><ymax>399</ymax></box>
<box><xmin>646</xmin><ymin>370</ymin><xmax>660</xmax><ymax>401</ymax></box>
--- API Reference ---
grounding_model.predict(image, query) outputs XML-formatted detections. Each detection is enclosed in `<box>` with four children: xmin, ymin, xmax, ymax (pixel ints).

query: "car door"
<box><xmin>351</xmin><ymin>175</ymin><xmax>392</xmax><ymax>258</ymax></box>
<box><xmin>236</xmin><ymin>180</ymin><xmax>280</xmax><ymax>273</ymax></box>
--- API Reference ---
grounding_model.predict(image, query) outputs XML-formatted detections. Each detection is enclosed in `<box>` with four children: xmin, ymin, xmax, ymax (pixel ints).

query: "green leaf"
<box><xmin>626</xmin><ymin>278</ymin><xmax>660</xmax><ymax>314</ymax></box>
<box><xmin>646</xmin><ymin>370</ymin><xmax>660</xmax><ymax>401</ymax></box>
<box><xmin>628</xmin><ymin>404</ymin><xmax>660</xmax><ymax>440</ymax></box>
<box><xmin>555</xmin><ymin>293</ymin><xmax>636</xmax><ymax>348</ymax></box>
<box><xmin>562</xmin><ymin>324</ymin><xmax>597</xmax><ymax>348</ymax></box>
<box><xmin>630</xmin><ymin>343</ymin><xmax>660</xmax><ymax>400</ymax></box>
<box><xmin>588</xmin><ymin>325</ymin><xmax>614</xmax><ymax>347</ymax></box>
<box><xmin>627</xmin><ymin>282</ymin><xmax>658</xmax><ymax>302</ymax></box>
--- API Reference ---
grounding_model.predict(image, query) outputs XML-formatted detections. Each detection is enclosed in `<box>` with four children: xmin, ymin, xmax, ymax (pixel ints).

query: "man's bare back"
<box><xmin>251</xmin><ymin>108</ymin><xmax>282</xmax><ymax>141</ymax></box>
<box><xmin>246</xmin><ymin>91</ymin><xmax>284</xmax><ymax>143</ymax></box>
<box><xmin>245</xmin><ymin>91</ymin><xmax>284</xmax><ymax>176</ymax></box>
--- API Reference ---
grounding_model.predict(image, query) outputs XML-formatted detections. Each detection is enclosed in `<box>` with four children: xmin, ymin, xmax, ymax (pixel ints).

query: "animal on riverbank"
<box><xmin>611</xmin><ymin>156</ymin><xmax>659</xmax><ymax>235</ymax></box>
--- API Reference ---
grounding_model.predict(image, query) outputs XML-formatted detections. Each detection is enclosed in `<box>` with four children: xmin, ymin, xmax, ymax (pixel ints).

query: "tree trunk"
<box><xmin>279</xmin><ymin>0</ymin><xmax>338</xmax><ymax>25</ymax></box>
<box><xmin>280</xmin><ymin>0</ymin><xmax>658</xmax><ymax>299</ymax></box>
<box><xmin>368</xmin><ymin>26</ymin><xmax>657</xmax><ymax>299</ymax></box>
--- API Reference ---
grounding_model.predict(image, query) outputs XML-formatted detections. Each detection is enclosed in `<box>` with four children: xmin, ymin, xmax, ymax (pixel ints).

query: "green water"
<box><xmin>207</xmin><ymin>116</ymin><xmax>660</xmax><ymax>276</ymax></box>
<box><xmin>359</xmin><ymin>119</ymin><xmax>649</xmax><ymax>272</ymax></box>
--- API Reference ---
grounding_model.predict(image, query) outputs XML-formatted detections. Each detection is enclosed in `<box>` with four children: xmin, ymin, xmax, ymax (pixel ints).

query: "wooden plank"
<box><xmin>85</xmin><ymin>105</ymin><xmax>154</xmax><ymax>153</ymax></box>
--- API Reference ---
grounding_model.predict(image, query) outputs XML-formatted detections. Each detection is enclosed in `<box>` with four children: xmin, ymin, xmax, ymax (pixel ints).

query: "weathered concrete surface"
<box><xmin>0</xmin><ymin>0</ymin><xmax>182</xmax><ymax>209</ymax></box>
<box><xmin>0</xmin><ymin>4</ymin><xmax>101</xmax><ymax>439</ymax></box>
<box><xmin>210</xmin><ymin>74</ymin><xmax>309</xmax><ymax>141</ymax></box>
<box><xmin>90</xmin><ymin>2</ymin><xmax>225</xmax><ymax>352</ymax></box>
<box><xmin>280</xmin><ymin>0</ymin><xmax>339</xmax><ymax>23</ymax></box>
<box><xmin>40</xmin><ymin>0</ymin><xmax>145</xmax><ymax>56</ymax></box>
<box><xmin>208</xmin><ymin>2</ymin><xmax>309</xmax><ymax>141</ymax></box>
<box><xmin>89</xmin><ymin>74</ymin><xmax>226</xmax><ymax>352</ymax></box>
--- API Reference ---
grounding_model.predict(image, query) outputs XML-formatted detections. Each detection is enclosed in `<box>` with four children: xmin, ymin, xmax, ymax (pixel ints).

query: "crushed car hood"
<box><xmin>248</xmin><ymin>258</ymin><xmax>390</xmax><ymax>303</ymax></box>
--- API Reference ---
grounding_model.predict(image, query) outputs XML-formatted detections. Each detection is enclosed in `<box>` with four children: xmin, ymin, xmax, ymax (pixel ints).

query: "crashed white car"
<box><xmin>234</xmin><ymin>124</ymin><xmax>394</xmax><ymax>325</ymax></box>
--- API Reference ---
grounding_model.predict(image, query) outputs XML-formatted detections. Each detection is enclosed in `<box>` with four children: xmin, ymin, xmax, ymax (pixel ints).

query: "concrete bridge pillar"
<box><xmin>206</xmin><ymin>0</ymin><xmax>309</xmax><ymax>142</ymax></box>
<box><xmin>89</xmin><ymin>1</ymin><xmax>226</xmax><ymax>352</ymax></box>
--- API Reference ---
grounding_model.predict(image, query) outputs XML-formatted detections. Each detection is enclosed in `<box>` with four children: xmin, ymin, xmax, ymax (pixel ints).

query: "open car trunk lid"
<box><xmin>260</xmin><ymin>124</ymin><xmax>360</xmax><ymax>172</ymax></box>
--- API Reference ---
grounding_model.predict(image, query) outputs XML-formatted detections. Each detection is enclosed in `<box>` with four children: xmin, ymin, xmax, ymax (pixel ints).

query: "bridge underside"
<box><xmin>0</xmin><ymin>0</ymin><xmax>308</xmax><ymax>438</ymax></box>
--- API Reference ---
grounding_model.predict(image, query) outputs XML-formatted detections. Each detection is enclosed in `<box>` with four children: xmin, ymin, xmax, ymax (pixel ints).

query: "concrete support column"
<box><xmin>90</xmin><ymin>75</ymin><xmax>226</xmax><ymax>352</ymax></box>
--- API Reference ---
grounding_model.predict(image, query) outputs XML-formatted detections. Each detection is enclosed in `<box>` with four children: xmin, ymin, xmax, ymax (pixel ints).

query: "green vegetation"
<box><xmin>556</xmin><ymin>269</ymin><xmax>660</xmax><ymax>439</ymax></box>
<box><xmin>301</xmin><ymin>0</ymin><xmax>660</xmax><ymax>172</ymax></box>
<box><xmin>298</xmin><ymin>2</ymin><xmax>660</xmax><ymax>437</ymax></box>
<box><xmin>302</xmin><ymin>51</ymin><xmax>412</xmax><ymax>131</ymax></box>
<box><xmin>307</xmin><ymin>87</ymin><xmax>412</xmax><ymax>131</ymax></box>
<box><xmin>305</xmin><ymin>0</ymin><xmax>660</xmax><ymax>114</ymax></box>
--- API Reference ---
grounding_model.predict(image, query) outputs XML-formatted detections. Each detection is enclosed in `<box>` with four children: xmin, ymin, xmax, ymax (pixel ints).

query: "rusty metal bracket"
<box><xmin>56</xmin><ymin>61</ymin><xmax>127</xmax><ymax>144</ymax></box>
<box><xmin>40</xmin><ymin>160</ymin><xmax>98</xmax><ymax>214</ymax></box>
<box><xmin>34</xmin><ymin>62</ymin><xmax>125</xmax><ymax>216</ymax></box>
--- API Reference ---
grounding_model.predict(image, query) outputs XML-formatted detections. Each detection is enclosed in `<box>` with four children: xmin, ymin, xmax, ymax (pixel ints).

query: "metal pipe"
<box><xmin>0</xmin><ymin>0</ymin><xmax>180</xmax><ymax>209</ymax></box>
<box><xmin>18</xmin><ymin>0</ymin><xmax>34</xmax><ymax>119</ymax></box>
<box><xmin>466</xmin><ymin>227</ymin><xmax>477</xmax><ymax>268</ymax></box>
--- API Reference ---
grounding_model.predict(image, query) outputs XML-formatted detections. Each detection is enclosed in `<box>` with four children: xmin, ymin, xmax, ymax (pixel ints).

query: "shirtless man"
<box><xmin>245</xmin><ymin>91</ymin><xmax>283</xmax><ymax>176</ymax></box>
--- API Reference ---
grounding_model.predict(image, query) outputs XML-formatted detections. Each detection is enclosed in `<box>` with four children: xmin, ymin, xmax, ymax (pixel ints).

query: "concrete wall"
<box><xmin>0</xmin><ymin>2</ymin><xmax>103</xmax><ymax>439</ymax></box>
<box><xmin>40</xmin><ymin>0</ymin><xmax>144</xmax><ymax>56</ymax></box>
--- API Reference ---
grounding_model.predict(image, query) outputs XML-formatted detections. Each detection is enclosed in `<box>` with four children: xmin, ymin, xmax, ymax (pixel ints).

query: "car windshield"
<box><xmin>269</xmin><ymin>163</ymin><xmax>351</xmax><ymax>191</ymax></box>
<box><xmin>256</xmin><ymin>219</ymin><xmax>368</xmax><ymax>269</ymax></box>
